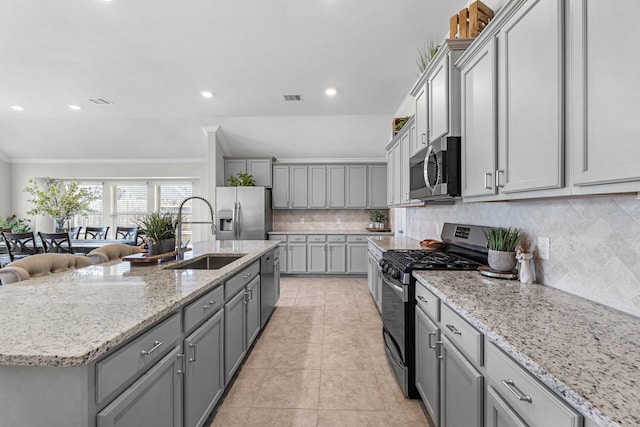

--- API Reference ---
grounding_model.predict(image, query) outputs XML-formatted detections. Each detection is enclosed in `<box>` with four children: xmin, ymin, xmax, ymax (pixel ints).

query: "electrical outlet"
<box><xmin>336</xmin><ymin>217</ymin><xmax>341</xmax><ymax>224</ymax></box>
<box><xmin>538</xmin><ymin>237</ymin><xmax>550</xmax><ymax>260</ymax></box>
<box><xmin>300</xmin><ymin>217</ymin><xmax>305</xmax><ymax>224</ymax></box>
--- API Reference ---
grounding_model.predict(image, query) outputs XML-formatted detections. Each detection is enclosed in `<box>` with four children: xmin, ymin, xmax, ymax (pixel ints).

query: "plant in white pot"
<box><xmin>135</xmin><ymin>211</ymin><xmax>178</xmax><ymax>255</ymax></box>
<box><xmin>369</xmin><ymin>210</ymin><xmax>388</xmax><ymax>229</ymax></box>
<box><xmin>485</xmin><ymin>227</ymin><xmax>522</xmax><ymax>272</ymax></box>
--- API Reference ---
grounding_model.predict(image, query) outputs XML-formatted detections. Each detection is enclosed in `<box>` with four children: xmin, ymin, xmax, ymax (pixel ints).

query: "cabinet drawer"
<box><xmin>347</xmin><ymin>235</ymin><xmax>367</xmax><ymax>243</ymax></box>
<box><xmin>327</xmin><ymin>235</ymin><xmax>346</xmax><ymax>243</ymax></box>
<box><xmin>183</xmin><ymin>285</ymin><xmax>224</xmax><ymax>333</ymax></box>
<box><xmin>288</xmin><ymin>235</ymin><xmax>307</xmax><ymax>243</ymax></box>
<box><xmin>307</xmin><ymin>235</ymin><xmax>326</xmax><ymax>243</ymax></box>
<box><xmin>268</xmin><ymin>234</ymin><xmax>286</xmax><ymax>242</ymax></box>
<box><xmin>415</xmin><ymin>281</ymin><xmax>439</xmax><ymax>322</ymax></box>
<box><xmin>440</xmin><ymin>303</ymin><xmax>483</xmax><ymax>366</ymax></box>
<box><xmin>225</xmin><ymin>260</ymin><xmax>260</xmax><ymax>299</ymax></box>
<box><xmin>486</xmin><ymin>343</ymin><xmax>582</xmax><ymax>427</ymax></box>
<box><xmin>96</xmin><ymin>313</ymin><xmax>180</xmax><ymax>405</ymax></box>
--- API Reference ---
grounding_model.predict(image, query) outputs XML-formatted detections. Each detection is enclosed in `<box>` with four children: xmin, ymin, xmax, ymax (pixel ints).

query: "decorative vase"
<box><xmin>487</xmin><ymin>249</ymin><xmax>517</xmax><ymax>272</ymax></box>
<box><xmin>55</xmin><ymin>218</ymin><xmax>69</xmax><ymax>232</ymax></box>
<box><xmin>147</xmin><ymin>238</ymin><xmax>176</xmax><ymax>255</ymax></box>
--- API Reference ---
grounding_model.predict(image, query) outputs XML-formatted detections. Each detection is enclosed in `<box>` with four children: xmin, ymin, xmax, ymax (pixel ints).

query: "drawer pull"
<box><xmin>188</xmin><ymin>343</ymin><xmax>197</xmax><ymax>363</ymax></box>
<box><xmin>428</xmin><ymin>332</ymin><xmax>436</xmax><ymax>349</ymax></box>
<box><xmin>140</xmin><ymin>340</ymin><xmax>164</xmax><ymax>356</ymax></box>
<box><xmin>203</xmin><ymin>300</ymin><xmax>217</xmax><ymax>311</ymax></box>
<box><xmin>502</xmin><ymin>379</ymin><xmax>532</xmax><ymax>403</ymax></box>
<box><xmin>446</xmin><ymin>323</ymin><xmax>462</xmax><ymax>335</ymax></box>
<box><xmin>417</xmin><ymin>295</ymin><xmax>428</xmax><ymax>303</ymax></box>
<box><xmin>243</xmin><ymin>273</ymin><xmax>251</xmax><ymax>278</ymax></box>
<box><xmin>177</xmin><ymin>353</ymin><xmax>185</xmax><ymax>374</ymax></box>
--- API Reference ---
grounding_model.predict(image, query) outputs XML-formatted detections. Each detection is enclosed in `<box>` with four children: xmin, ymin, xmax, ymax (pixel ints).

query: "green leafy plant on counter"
<box><xmin>0</xmin><ymin>214</ymin><xmax>31</xmax><ymax>233</ymax></box>
<box><xmin>369</xmin><ymin>210</ymin><xmax>388</xmax><ymax>224</ymax></box>
<box><xmin>134</xmin><ymin>211</ymin><xmax>178</xmax><ymax>243</ymax></box>
<box><xmin>485</xmin><ymin>227</ymin><xmax>522</xmax><ymax>252</ymax></box>
<box><xmin>416</xmin><ymin>40</ymin><xmax>441</xmax><ymax>74</ymax></box>
<box><xmin>228</xmin><ymin>172</ymin><xmax>256</xmax><ymax>186</ymax></box>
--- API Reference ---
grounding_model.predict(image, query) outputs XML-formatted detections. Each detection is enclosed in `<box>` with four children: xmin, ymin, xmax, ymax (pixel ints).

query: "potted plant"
<box><xmin>485</xmin><ymin>227</ymin><xmax>522</xmax><ymax>271</ymax></box>
<box><xmin>228</xmin><ymin>172</ymin><xmax>256</xmax><ymax>186</ymax></box>
<box><xmin>24</xmin><ymin>178</ymin><xmax>98</xmax><ymax>231</ymax></box>
<box><xmin>135</xmin><ymin>211</ymin><xmax>178</xmax><ymax>255</ymax></box>
<box><xmin>0</xmin><ymin>215</ymin><xmax>31</xmax><ymax>233</ymax></box>
<box><xmin>369</xmin><ymin>210</ymin><xmax>388</xmax><ymax>229</ymax></box>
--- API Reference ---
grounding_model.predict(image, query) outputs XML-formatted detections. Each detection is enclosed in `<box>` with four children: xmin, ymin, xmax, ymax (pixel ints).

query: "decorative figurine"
<box><xmin>516</xmin><ymin>246</ymin><xmax>534</xmax><ymax>284</ymax></box>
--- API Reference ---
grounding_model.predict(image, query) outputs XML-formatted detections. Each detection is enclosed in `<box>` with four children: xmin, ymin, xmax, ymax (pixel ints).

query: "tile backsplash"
<box><xmin>273</xmin><ymin>209</ymin><xmax>383</xmax><ymax>232</ymax></box>
<box><xmin>401</xmin><ymin>194</ymin><xmax>640</xmax><ymax>318</ymax></box>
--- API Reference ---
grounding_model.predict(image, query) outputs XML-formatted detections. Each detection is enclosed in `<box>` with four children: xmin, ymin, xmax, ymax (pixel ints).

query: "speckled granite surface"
<box><xmin>268</xmin><ymin>230</ymin><xmax>394</xmax><ymax>236</ymax></box>
<box><xmin>414</xmin><ymin>270</ymin><xmax>639</xmax><ymax>427</ymax></box>
<box><xmin>0</xmin><ymin>240</ymin><xmax>279</xmax><ymax>367</ymax></box>
<box><xmin>367</xmin><ymin>236</ymin><xmax>422</xmax><ymax>251</ymax></box>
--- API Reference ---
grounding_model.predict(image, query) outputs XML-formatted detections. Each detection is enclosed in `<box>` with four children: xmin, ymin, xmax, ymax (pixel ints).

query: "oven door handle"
<box><xmin>382</xmin><ymin>274</ymin><xmax>407</xmax><ymax>302</ymax></box>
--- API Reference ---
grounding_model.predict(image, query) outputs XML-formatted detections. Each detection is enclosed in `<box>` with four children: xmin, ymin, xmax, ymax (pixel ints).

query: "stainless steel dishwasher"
<box><xmin>260</xmin><ymin>248</ymin><xmax>280</xmax><ymax>328</ymax></box>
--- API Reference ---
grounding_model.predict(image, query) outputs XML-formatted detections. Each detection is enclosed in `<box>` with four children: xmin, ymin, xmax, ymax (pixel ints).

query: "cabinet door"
<box><xmin>386</xmin><ymin>148</ymin><xmax>394</xmax><ymax>206</ymax></box>
<box><xmin>367</xmin><ymin>250</ymin><xmax>375</xmax><ymax>295</ymax></box>
<box><xmin>97</xmin><ymin>347</ymin><xmax>182</xmax><ymax>427</ymax></box>
<box><xmin>247</xmin><ymin>159</ymin><xmax>272</xmax><ymax>187</ymax></box>
<box><xmin>415</xmin><ymin>307</ymin><xmax>440</xmax><ymax>426</ymax></box>
<box><xmin>290</xmin><ymin>166</ymin><xmax>308</xmax><ymax>208</ymax></box>
<box><xmin>327</xmin><ymin>165</ymin><xmax>346</xmax><ymax>208</ymax></box>
<box><xmin>246</xmin><ymin>276</ymin><xmax>261</xmax><ymax>347</ymax></box>
<box><xmin>308</xmin><ymin>166</ymin><xmax>327</xmax><ymax>208</ymax></box>
<box><xmin>571</xmin><ymin>0</ymin><xmax>640</xmax><ymax>187</ymax></box>
<box><xmin>327</xmin><ymin>243</ymin><xmax>346</xmax><ymax>273</ymax></box>
<box><xmin>345</xmin><ymin>165</ymin><xmax>367</xmax><ymax>208</ymax></box>
<box><xmin>307</xmin><ymin>243</ymin><xmax>327</xmax><ymax>273</ymax></box>
<box><xmin>272</xmin><ymin>166</ymin><xmax>290</xmax><ymax>208</ymax></box>
<box><xmin>497</xmin><ymin>0</ymin><xmax>564</xmax><ymax>193</ymax></box>
<box><xmin>224</xmin><ymin>290</ymin><xmax>246</xmax><ymax>383</ymax></box>
<box><xmin>415</xmin><ymin>84</ymin><xmax>429</xmax><ymax>149</ymax></box>
<box><xmin>486</xmin><ymin>386</ymin><xmax>528</xmax><ymax>427</ymax></box>
<box><xmin>392</xmin><ymin>143</ymin><xmax>401</xmax><ymax>207</ymax></box>
<box><xmin>279</xmin><ymin>244</ymin><xmax>288</xmax><ymax>274</ymax></box>
<box><xmin>428</xmin><ymin>55</ymin><xmax>449</xmax><ymax>143</ymax></box>
<box><xmin>368</xmin><ymin>164</ymin><xmax>387</xmax><ymax>209</ymax></box>
<box><xmin>410</xmin><ymin>121</ymin><xmax>420</xmax><ymax>157</ymax></box>
<box><xmin>184</xmin><ymin>310</ymin><xmax>224</xmax><ymax>427</ymax></box>
<box><xmin>440</xmin><ymin>336</ymin><xmax>483</xmax><ymax>427</ymax></box>
<box><xmin>346</xmin><ymin>243</ymin><xmax>368</xmax><ymax>274</ymax></box>
<box><xmin>400</xmin><ymin>129</ymin><xmax>412</xmax><ymax>205</ymax></box>
<box><xmin>374</xmin><ymin>260</ymin><xmax>382</xmax><ymax>310</ymax></box>
<box><xmin>224</xmin><ymin>160</ymin><xmax>246</xmax><ymax>186</ymax></box>
<box><xmin>460</xmin><ymin>38</ymin><xmax>498</xmax><ymax>197</ymax></box>
<box><xmin>288</xmin><ymin>243</ymin><xmax>307</xmax><ymax>273</ymax></box>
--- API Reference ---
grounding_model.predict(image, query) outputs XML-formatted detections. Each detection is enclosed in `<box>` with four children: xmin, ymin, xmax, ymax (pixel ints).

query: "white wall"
<box><xmin>0</xmin><ymin>157</ymin><xmax>10</xmax><ymax>218</ymax></box>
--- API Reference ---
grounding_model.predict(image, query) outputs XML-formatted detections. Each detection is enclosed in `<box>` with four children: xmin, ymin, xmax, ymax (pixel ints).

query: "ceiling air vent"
<box><xmin>283</xmin><ymin>94</ymin><xmax>303</xmax><ymax>101</ymax></box>
<box><xmin>84</xmin><ymin>98</ymin><xmax>115</xmax><ymax>105</ymax></box>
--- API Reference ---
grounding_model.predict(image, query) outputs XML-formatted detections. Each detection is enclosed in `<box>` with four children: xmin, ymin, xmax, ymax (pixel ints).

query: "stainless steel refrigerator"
<box><xmin>215</xmin><ymin>187</ymin><xmax>272</xmax><ymax>240</ymax></box>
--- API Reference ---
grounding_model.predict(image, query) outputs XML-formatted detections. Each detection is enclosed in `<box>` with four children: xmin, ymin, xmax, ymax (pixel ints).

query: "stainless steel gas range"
<box><xmin>379</xmin><ymin>223</ymin><xmax>489</xmax><ymax>398</ymax></box>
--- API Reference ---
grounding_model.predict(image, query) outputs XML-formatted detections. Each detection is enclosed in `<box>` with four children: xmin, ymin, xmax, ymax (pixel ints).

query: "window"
<box><xmin>159</xmin><ymin>183</ymin><xmax>193</xmax><ymax>243</ymax></box>
<box><xmin>71</xmin><ymin>183</ymin><xmax>103</xmax><ymax>228</ymax></box>
<box><xmin>113</xmin><ymin>184</ymin><xmax>149</xmax><ymax>227</ymax></box>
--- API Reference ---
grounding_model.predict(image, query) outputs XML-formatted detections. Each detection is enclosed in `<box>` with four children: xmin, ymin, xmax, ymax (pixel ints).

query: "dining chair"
<box><xmin>84</xmin><ymin>226</ymin><xmax>110</xmax><ymax>239</ymax></box>
<box><xmin>38</xmin><ymin>232</ymin><xmax>75</xmax><ymax>255</ymax></box>
<box><xmin>115</xmin><ymin>226</ymin><xmax>138</xmax><ymax>243</ymax></box>
<box><xmin>1</xmin><ymin>232</ymin><xmax>41</xmax><ymax>262</ymax></box>
<box><xmin>69</xmin><ymin>226</ymin><xmax>82</xmax><ymax>239</ymax></box>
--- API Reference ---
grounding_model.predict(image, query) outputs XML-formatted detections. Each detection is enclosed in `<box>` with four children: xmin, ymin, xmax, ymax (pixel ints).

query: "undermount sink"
<box><xmin>169</xmin><ymin>254</ymin><xmax>245</xmax><ymax>270</ymax></box>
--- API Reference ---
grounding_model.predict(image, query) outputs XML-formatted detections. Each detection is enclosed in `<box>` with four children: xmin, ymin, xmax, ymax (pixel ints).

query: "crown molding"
<box><xmin>275</xmin><ymin>157</ymin><xmax>386</xmax><ymax>164</ymax></box>
<box><xmin>10</xmin><ymin>157</ymin><xmax>207</xmax><ymax>165</ymax></box>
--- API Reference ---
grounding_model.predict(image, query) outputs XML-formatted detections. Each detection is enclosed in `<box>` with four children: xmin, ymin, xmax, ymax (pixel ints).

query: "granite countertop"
<box><xmin>0</xmin><ymin>240</ymin><xmax>279</xmax><ymax>367</ymax></box>
<box><xmin>367</xmin><ymin>236</ymin><xmax>422</xmax><ymax>251</ymax></box>
<box><xmin>268</xmin><ymin>230</ymin><xmax>394</xmax><ymax>236</ymax></box>
<box><xmin>414</xmin><ymin>270</ymin><xmax>639</xmax><ymax>427</ymax></box>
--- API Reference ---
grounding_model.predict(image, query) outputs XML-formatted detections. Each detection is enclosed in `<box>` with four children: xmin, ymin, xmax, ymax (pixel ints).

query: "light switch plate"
<box><xmin>538</xmin><ymin>237</ymin><xmax>550</xmax><ymax>260</ymax></box>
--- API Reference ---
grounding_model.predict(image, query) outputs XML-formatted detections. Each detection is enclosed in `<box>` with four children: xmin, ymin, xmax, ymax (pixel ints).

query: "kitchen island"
<box><xmin>0</xmin><ymin>239</ymin><xmax>279</xmax><ymax>427</ymax></box>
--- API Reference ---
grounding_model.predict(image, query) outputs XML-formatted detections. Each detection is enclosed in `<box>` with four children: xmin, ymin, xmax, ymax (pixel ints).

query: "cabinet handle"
<box><xmin>243</xmin><ymin>291</ymin><xmax>249</xmax><ymax>305</ymax></box>
<box><xmin>140</xmin><ymin>340</ymin><xmax>164</xmax><ymax>356</ymax></box>
<box><xmin>188</xmin><ymin>343</ymin><xmax>197</xmax><ymax>363</ymax></box>
<box><xmin>502</xmin><ymin>379</ymin><xmax>532</xmax><ymax>403</ymax></box>
<box><xmin>422</xmin><ymin>133</ymin><xmax>427</xmax><ymax>144</ymax></box>
<box><xmin>496</xmin><ymin>169</ymin><xmax>505</xmax><ymax>188</ymax></box>
<box><xmin>203</xmin><ymin>300</ymin><xmax>217</xmax><ymax>311</ymax></box>
<box><xmin>417</xmin><ymin>295</ymin><xmax>428</xmax><ymax>303</ymax></box>
<box><xmin>426</xmin><ymin>128</ymin><xmax>431</xmax><ymax>143</ymax></box>
<box><xmin>243</xmin><ymin>273</ymin><xmax>251</xmax><ymax>279</ymax></box>
<box><xmin>248</xmin><ymin>288</ymin><xmax>253</xmax><ymax>300</ymax></box>
<box><xmin>435</xmin><ymin>341</ymin><xmax>444</xmax><ymax>359</ymax></box>
<box><xmin>177</xmin><ymin>353</ymin><xmax>185</xmax><ymax>374</ymax></box>
<box><xmin>446</xmin><ymin>324</ymin><xmax>462</xmax><ymax>335</ymax></box>
<box><xmin>484</xmin><ymin>172</ymin><xmax>493</xmax><ymax>190</ymax></box>
<box><xmin>428</xmin><ymin>332</ymin><xmax>436</xmax><ymax>349</ymax></box>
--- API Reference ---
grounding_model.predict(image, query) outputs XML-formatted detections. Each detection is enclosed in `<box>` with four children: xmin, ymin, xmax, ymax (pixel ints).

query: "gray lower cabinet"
<box><xmin>486</xmin><ymin>385</ymin><xmax>528</xmax><ymax>427</ymax></box>
<box><xmin>97</xmin><ymin>346</ymin><xmax>183</xmax><ymax>427</ymax></box>
<box><xmin>346</xmin><ymin>236</ymin><xmax>368</xmax><ymax>274</ymax></box>
<box><xmin>184</xmin><ymin>310</ymin><xmax>224</xmax><ymax>427</ymax></box>
<box><xmin>288</xmin><ymin>243</ymin><xmax>307</xmax><ymax>273</ymax></box>
<box><xmin>327</xmin><ymin>243</ymin><xmax>346</xmax><ymax>273</ymax></box>
<box><xmin>415</xmin><ymin>306</ymin><xmax>440</xmax><ymax>426</ymax></box>
<box><xmin>307</xmin><ymin>243</ymin><xmax>326</xmax><ymax>273</ymax></box>
<box><xmin>246</xmin><ymin>276</ymin><xmax>261</xmax><ymax>347</ymax></box>
<box><xmin>224</xmin><ymin>290</ymin><xmax>247</xmax><ymax>383</ymax></box>
<box><xmin>439</xmin><ymin>335</ymin><xmax>483</xmax><ymax>427</ymax></box>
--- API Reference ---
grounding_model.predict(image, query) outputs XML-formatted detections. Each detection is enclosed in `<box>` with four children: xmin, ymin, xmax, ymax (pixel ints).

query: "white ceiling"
<box><xmin>0</xmin><ymin>0</ymin><xmax>466</xmax><ymax>162</ymax></box>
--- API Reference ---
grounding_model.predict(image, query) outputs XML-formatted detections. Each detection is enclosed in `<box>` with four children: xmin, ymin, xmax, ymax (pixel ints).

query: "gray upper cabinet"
<box><xmin>308</xmin><ymin>166</ymin><xmax>327</xmax><ymax>208</ymax></box>
<box><xmin>223</xmin><ymin>158</ymin><xmax>273</xmax><ymax>187</ymax></box>
<box><xmin>414</xmin><ymin>84</ymin><xmax>429</xmax><ymax>150</ymax></box>
<box><xmin>400</xmin><ymin>126</ymin><xmax>413</xmax><ymax>205</ymax></box>
<box><xmin>272</xmin><ymin>166</ymin><xmax>290</xmax><ymax>208</ymax></box>
<box><xmin>386</xmin><ymin>120</ymin><xmax>417</xmax><ymax>208</ymax></box>
<box><xmin>290</xmin><ymin>166</ymin><xmax>308</xmax><ymax>208</ymax></box>
<box><xmin>570</xmin><ymin>0</ymin><xmax>640</xmax><ymax>191</ymax></box>
<box><xmin>345</xmin><ymin>165</ymin><xmax>367</xmax><ymax>208</ymax></box>
<box><xmin>428</xmin><ymin>54</ymin><xmax>450</xmax><ymax>143</ymax></box>
<box><xmin>328</xmin><ymin>165</ymin><xmax>346</xmax><ymax>208</ymax></box>
<box><xmin>368</xmin><ymin>164</ymin><xmax>388</xmax><ymax>209</ymax></box>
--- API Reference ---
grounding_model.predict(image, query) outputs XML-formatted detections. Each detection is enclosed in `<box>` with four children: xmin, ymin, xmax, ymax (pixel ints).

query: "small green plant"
<box><xmin>485</xmin><ymin>227</ymin><xmax>521</xmax><ymax>252</ymax></box>
<box><xmin>416</xmin><ymin>40</ymin><xmax>441</xmax><ymax>74</ymax></box>
<box><xmin>228</xmin><ymin>172</ymin><xmax>256</xmax><ymax>186</ymax></box>
<box><xmin>0</xmin><ymin>214</ymin><xmax>31</xmax><ymax>233</ymax></box>
<box><xmin>135</xmin><ymin>211</ymin><xmax>177</xmax><ymax>243</ymax></box>
<box><xmin>394</xmin><ymin>117</ymin><xmax>410</xmax><ymax>133</ymax></box>
<box><xmin>369</xmin><ymin>210</ymin><xmax>388</xmax><ymax>224</ymax></box>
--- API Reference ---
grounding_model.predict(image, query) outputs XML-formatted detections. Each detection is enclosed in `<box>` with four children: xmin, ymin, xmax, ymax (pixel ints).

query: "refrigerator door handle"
<box><xmin>234</xmin><ymin>201</ymin><xmax>241</xmax><ymax>240</ymax></box>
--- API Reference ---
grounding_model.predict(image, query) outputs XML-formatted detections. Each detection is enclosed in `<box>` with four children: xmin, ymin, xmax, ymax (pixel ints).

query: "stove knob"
<box><xmin>390</xmin><ymin>268</ymin><xmax>400</xmax><ymax>280</ymax></box>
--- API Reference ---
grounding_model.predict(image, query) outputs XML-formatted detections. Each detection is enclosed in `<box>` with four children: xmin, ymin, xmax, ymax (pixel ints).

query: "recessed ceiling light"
<box><xmin>325</xmin><ymin>87</ymin><xmax>337</xmax><ymax>96</ymax></box>
<box><xmin>200</xmin><ymin>91</ymin><xmax>214</xmax><ymax>98</ymax></box>
<box><xmin>68</xmin><ymin>104</ymin><xmax>81</xmax><ymax>111</ymax></box>
<box><xmin>10</xmin><ymin>105</ymin><xmax>24</xmax><ymax>111</ymax></box>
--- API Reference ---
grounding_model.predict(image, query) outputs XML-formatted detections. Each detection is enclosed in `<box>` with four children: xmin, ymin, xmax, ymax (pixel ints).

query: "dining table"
<box><xmin>70</xmin><ymin>239</ymin><xmax>136</xmax><ymax>254</ymax></box>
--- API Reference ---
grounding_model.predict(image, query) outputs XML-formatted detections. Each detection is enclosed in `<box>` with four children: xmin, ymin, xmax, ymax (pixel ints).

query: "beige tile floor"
<box><xmin>208</xmin><ymin>276</ymin><xmax>430</xmax><ymax>427</ymax></box>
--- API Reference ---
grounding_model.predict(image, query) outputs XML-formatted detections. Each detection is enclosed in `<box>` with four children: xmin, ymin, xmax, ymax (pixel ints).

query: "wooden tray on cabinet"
<box><xmin>123</xmin><ymin>248</ymin><xmax>191</xmax><ymax>264</ymax></box>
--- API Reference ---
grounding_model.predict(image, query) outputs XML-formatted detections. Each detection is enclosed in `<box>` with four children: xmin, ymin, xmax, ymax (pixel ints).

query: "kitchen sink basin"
<box><xmin>169</xmin><ymin>254</ymin><xmax>245</xmax><ymax>270</ymax></box>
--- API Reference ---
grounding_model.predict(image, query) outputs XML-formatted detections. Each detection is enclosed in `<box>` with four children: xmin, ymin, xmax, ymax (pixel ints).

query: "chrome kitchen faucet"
<box><xmin>176</xmin><ymin>196</ymin><xmax>216</xmax><ymax>260</ymax></box>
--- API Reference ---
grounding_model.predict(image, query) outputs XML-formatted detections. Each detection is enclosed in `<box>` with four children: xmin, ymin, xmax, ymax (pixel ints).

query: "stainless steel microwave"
<box><xmin>409</xmin><ymin>136</ymin><xmax>461</xmax><ymax>201</ymax></box>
